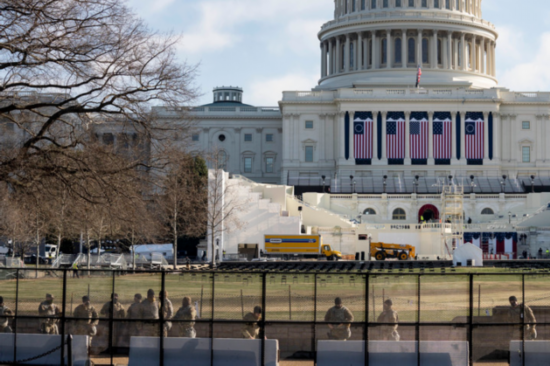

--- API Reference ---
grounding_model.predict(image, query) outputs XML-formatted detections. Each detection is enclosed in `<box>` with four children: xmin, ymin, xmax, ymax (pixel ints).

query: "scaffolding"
<box><xmin>441</xmin><ymin>184</ymin><xmax>464</xmax><ymax>256</ymax></box>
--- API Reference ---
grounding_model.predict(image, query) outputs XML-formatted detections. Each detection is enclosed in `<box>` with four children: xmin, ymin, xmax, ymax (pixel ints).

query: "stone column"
<box><xmin>345</xmin><ymin>35</ymin><xmax>350</xmax><ymax>72</ymax></box>
<box><xmin>492</xmin><ymin>42</ymin><xmax>497</xmax><ymax>77</ymax></box>
<box><xmin>405</xmin><ymin>111</ymin><xmax>411</xmax><ymax>164</ymax></box>
<box><xmin>483</xmin><ymin>111</ymin><xmax>489</xmax><ymax>161</ymax></box>
<box><xmin>417</xmin><ymin>29</ymin><xmax>423</xmax><ymax>66</ymax></box>
<box><xmin>339</xmin><ymin>112</ymin><xmax>346</xmax><ymax>163</ymax></box>
<box><xmin>493</xmin><ymin>112</ymin><xmax>501</xmax><ymax>161</ymax></box>
<box><xmin>428</xmin><ymin>111</ymin><xmax>434</xmax><ymax>164</ymax></box>
<box><xmin>321</xmin><ymin>42</ymin><xmax>326</xmax><ymax>77</ymax></box>
<box><xmin>336</xmin><ymin>37</ymin><xmax>341</xmax><ymax>73</ymax></box>
<box><xmin>460</xmin><ymin>111</ymin><xmax>466</xmax><ymax>162</ymax></box>
<box><xmin>381</xmin><ymin>111</ymin><xmax>387</xmax><ymax>161</ymax></box>
<box><xmin>432</xmin><ymin>30</ymin><xmax>438</xmax><ymax>69</ymax></box>
<box><xmin>402</xmin><ymin>30</ymin><xmax>407</xmax><ymax>68</ymax></box>
<box><xmin>364</xmin><ymin>37</ymin><xmax>369</xmax><ymax>69</ymax></box>
<box><xmin>451</xmin><ymin>111</ymin><xmax>458</xmax><ymax>162</ymax></box>
<box><xmin>373</xmin><ymin>111</ymin><xmax>379</xmax><ymax>161</ymax></box>
<box><xmin>460</xmin><ymin>33</ymin><xmax>466</xmax><ymax>71</ymax></box>
<box><xmin>328</xmin><ymin>40</ymin><xmax>333</xmax><ymax>75</ymax></box>
<box><xmin>472</xmin><ymin>35</ymin><xmax>477</xmax><ymax>72</ymax></box>
<box><xmin>453</xmin><ymin>38</ymin><xmax>459</xmax><ymax>70</ymax></box>
<box><xmin>386</xmin><ymin>30</ymin><xmax>392</xmax><ymax>69</ymax></box>
<box><xmin>447</xmin><ymin>33</ymin><xmax>453</xmax><ymax>70</ymax></box>
<box><xmin>358</xmin><ymin>33</ymin><xmax>363</xmax><ymax>70</ymax></box>
<box><xmin>372</xmin><ymin>31</ymin><xmax>377</xmax><ymax>69</ymax></box>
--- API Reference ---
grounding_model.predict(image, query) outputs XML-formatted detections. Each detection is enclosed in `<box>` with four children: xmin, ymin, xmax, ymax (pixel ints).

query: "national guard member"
<box><xmin>126</xmin><ymin>294</ymin><xmax>143</xmax><ymax>340</ymax></box>
<box><xmin>377</xmin><ymin>299</ymin><xmax>400</xmax><ymax>341</ymax></box>
<box><xmin>139</xmin><ymin>289</ymin><xmax>160</xmax><ymax>337</ymax></box>
<box><xmin>73</xmin><ymin>296</ymin><xmax>99</xmax><ymax>348</ymax></box>
<box><xmin>159</xmin><ymin>291</ymin><xmax>173</xmax><ymax>337</ymax></box>
<box><xmin>242</xmin><ymin>306</ymin><xmax>262</xmax><ymax>339</ymax></box>
<box><xmin>508</xmin><ymin>296</ymin><xmax>537</xmax><ymax>340</ymax></box>
<box><xmin>173</xmin><ymin>296</ymin><xmax>196</xmax><ymax>338</ymax></box>
<box><xmin>38</xmin><ymin>294</ymin><xmax>61</xmax><ymax>334</ymax></box>
<box><xmin>325</xmin><ymin>297</ymin><xmax>354</xmax><ymax>340</ymax></box>
<box><xmin>0</xmin><ymin>296</ymin><xmax>13</xmax><ymax>333</ymax></box>
<box><xmin>100</xmin><ymin>293</ymin><xmax>126</xmax><ymax>348</ymax></box>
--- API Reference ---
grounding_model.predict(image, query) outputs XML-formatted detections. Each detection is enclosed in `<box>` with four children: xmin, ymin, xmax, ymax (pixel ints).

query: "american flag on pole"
<box><xmin>465</xmin><ymin>112</ymin><xmax>484</xmax><ymax>160</ymax></box>
<box><xmin>409</xmin><ymin>112</ymin><xmax>428</xmax><ymax>159</ymax></box>
<box><xmin>386</xmin><ymin>112</ymin><xmax>405</xmax><ymax>159</ymax></box>
<box><xmin>415</xmin><ymin>65</ymin><xmax>422</xmax><ymax>88</ymax></box>
<box><xmin>354</xmin><ymin>112</ymin><xmax>373</xmax><ymax>159</ymax></box>
<box><xmin>433</xmin><ymin>112</ymin><xmax>452</xmax><ymax>159</ymax></box>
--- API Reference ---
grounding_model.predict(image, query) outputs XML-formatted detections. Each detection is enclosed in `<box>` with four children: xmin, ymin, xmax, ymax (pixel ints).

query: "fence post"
<box><xmin>522</xmin><ymin>273</ymin><xmax>525</xmax><ymax>366</ymax></box>
<box><xmin>13</xmin><ymin>269</ymin><xmax>20</xmax><ymax>364</ymax></box>
<box><xmin>160</xmin><ymin>271</ymin><xmax>166</xmax><ymax>366</ymax></box>
<box><xmin>261</xmin><ymin>272</ymin><xmax>267</xmax><ymax>366</ymax></box>
<box><xmin>61</xmin><ymin>268</ymin><xmax>67</xmax><ymax>366</ymax></box>
<box><xmin>365</xmin><ymin>274</ymin><xmax>369</xmax><ymax>366</ymax></box>
<box><xmin>313</xmin><ymin>274</ymin><xmax>318</xmax><ymax>365</ymax></box>
<box><xmin>109</xmin><ymin>270</ymin><xmax>115</xmax><ymax>365</ymax></box>
<box><xmin>210</xmin><ymin>272</ymin><xmax>215</xmax><ymax>366</ymax></box>
<box><xmin>469</xmin><ymin>274</ymin><xmax>474</xmax><ymax>366</ymax></box>
<box><xmin>417</xmin><ymin>274</ymin><xmax>421</xmax><ymax>366</ymax></box>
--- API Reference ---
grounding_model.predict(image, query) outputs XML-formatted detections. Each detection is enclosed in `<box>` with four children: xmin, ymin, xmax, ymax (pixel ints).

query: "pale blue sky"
<box><xmin>127</xmin><ymin>0</ymin><xmax>550</xmax><ymax>106</ymax></box>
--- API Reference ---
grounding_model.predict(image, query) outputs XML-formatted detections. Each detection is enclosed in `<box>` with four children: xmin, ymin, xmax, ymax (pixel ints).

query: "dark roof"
<box><xmin>199</xmin><ymin>101</ymin><xmax>254</xmax><ymax>108</ymax></box>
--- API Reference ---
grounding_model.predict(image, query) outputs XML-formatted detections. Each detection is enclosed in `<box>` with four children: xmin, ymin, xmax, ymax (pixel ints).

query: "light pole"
<box><xmin>350</xmin><ymin>175</ymin><xmax>354</xmax><ymax>193</ymax></box>
<box><xmin>501</xmin><ymin>175</ymin><xmax>507</xmax><ymax>193</ymax></box>
<box><xmin>531</xmin><ymin>175</ymin><xmax>535</xmax><ymax>193</ymax></box>
<box><xmin>414</xmin><ymin>175</ymin><xmax>419</xmax><ymax>194</ymax></box>
<box><xmin>508</xmin><ymin>211</ymin><xmax>512</xmax><ymax>224</ymax></box>
<box><xmin>383</xmin><ymin>175</ymin><xmax>387</xmax><ymax>194</ymax></box>
<box><xmin>353</xmin><ymin>180</ymin><xmax>356</xmax><ymax>193</ymax></box>
<box><xmin>322</xmin><ymin>175</ymin><xmax>326</xmax><ymax>193</ymax></box>
<box><xmin>470</xmin><ymin>175</ymin><xmax>476</xmax><ymax>193</ymax></box>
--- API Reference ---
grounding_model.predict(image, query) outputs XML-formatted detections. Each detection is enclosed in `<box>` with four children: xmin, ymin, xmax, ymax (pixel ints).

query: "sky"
<box><xmin>126</xmin><ymin>0</ymin><xmax>550</xmax><ymax>106</ymax></box>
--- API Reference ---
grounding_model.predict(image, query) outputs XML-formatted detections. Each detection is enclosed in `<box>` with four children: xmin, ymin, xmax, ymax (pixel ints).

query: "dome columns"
<box><xmin>320</xmin><ymin>29</ymin><xmax>496</xmax><ymax>79</ymax></box>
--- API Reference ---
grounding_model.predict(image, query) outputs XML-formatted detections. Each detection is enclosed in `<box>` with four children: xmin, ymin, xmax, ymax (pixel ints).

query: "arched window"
<box><xmin>393</xmin><ymin>208</ymin><xmax>407</xmax><ymax>220</ymax></box>
<box><xmin>408</xmin><ymin>38</ymin><xmax>416</xmax><ymax>64</ymax></box>
<box><xmin>217</xmin><ymin>151</ymin><xmax>227</xmax><ymax>170</ymax></box>
<box><xmin>437</xmin><ymin>39</ymin><xmax>442</xmax><ymax>64</ymax></box>
<box><xmin>364</xmin><ymin>208</ymin><xmax>377</xmax><ymax>215</ymax></box>
<box><xmin>395</xmin><ymin>38</ymin><xmax>402</xmax><ymax>64</ymax></box>
<box><xmin>368</xmin><ymin>40</ymin><xmax>372</xmax><ymax>66</ymax></box>
<box><xmin>383</xmin><ymin>0</ymin><xmax>389</xmax><ymax>8</ymax></box>
<box><xmin>381</xmin><ymin>38</ymin><xmax>387</xmax><ymax>65</ymax></box>
<box><xmin>481</xmin><ymin>208</ymin><xmax>495</xmax><ymax>215</ymax></box>
<box><xmin>422</xmin><ymin>38</ymin><xmax>429</xmax><ymax>64</ymax></box>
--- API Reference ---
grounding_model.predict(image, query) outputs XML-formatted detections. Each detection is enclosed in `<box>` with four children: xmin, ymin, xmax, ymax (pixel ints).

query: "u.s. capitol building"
<box><xmin>156</xmin><ymin>0</ymin><xmax>550</xmax><ymax>196</ymax></box>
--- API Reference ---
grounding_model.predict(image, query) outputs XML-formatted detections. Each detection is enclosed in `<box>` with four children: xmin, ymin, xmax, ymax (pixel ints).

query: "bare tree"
<box><xmin>155</xmin><ymin>151</ymin><xmax>207</xmax><ymax>269</ymax></box>
<box><xmin>0</xmin><ymin>0</ymin><xmax>198</xmax><ymax>196</ymax></box>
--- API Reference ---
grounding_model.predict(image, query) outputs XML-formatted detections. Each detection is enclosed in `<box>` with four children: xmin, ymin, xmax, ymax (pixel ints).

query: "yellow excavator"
<box><xmin>370</xmin><ymin>242</ymin><xmax>416</xmax><ymax>261</ymax></box>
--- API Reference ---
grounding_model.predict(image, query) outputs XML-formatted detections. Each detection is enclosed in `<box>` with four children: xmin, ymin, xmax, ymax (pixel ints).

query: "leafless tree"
<box><xmin>0</xmin><ymin>0</ymin><xmax>198</xmax><ymax>197</ymax></box>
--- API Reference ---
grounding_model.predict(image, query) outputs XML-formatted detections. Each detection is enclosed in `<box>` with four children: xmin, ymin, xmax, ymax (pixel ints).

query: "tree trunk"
<box><xmin>86</xmin><ymin>230</ymin><xmax>91</xmax><ymax>277</ymax></box>
<box><xmin>131</xmin><ymin>228</ymin><xmax>136</xmax><ymax>274</ymax></box>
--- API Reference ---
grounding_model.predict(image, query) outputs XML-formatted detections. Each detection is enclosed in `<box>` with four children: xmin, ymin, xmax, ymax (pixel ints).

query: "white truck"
<box><xmin>44</xmin><ymin>244</ymin><xmax>58</xmax><ymax>260</ymax></box>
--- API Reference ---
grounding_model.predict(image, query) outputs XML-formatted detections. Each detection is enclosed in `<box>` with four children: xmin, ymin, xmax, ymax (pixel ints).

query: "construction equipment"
<box><xmin>264</xmin><ymin>235</ymin><xmax>342</xmax><ymax>260</ymax></box>
<box><xmin>370</xmin><ymin>242</ymin><xmax>416</xmax><ymax>261</ymax></box>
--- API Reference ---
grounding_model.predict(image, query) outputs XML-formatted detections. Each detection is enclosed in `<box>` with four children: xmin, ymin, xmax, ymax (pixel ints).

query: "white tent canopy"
<box><xmin>453</xmin><ymin>244</ymin><xmax>483</xmax><ymax>267</ymax></box>
<box><xmin>131</xmin><ymin>244</ymin><xmax>174</xmax><ymax>261</ymax></box>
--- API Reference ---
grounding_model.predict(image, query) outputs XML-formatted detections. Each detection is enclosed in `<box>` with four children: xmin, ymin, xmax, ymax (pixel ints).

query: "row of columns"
<box><xmin>320</xmin><ymin>30</ymin><xmax>496</xmax><ymax>78</ymax></box>
<box><xmin>337</xmin><ymin>111</ymin><xmax>500</xmax><ymax>164</ymax></box>
<box><xmin>335</xmin><ymin>0</ymin><xmax>483</xmax><ymax>18</ymax></box>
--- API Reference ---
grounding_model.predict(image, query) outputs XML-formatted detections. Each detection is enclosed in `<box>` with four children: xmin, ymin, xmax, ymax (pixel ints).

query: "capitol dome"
<box><xmin>316</xmin><ymin>0</ymin><xmax>497</xmax><ymax>90</ymax></box>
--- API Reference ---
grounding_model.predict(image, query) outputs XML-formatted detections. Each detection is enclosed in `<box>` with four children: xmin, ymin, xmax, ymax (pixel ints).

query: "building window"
<box><xmin>244</xmin><ymin>157</ymin><xmax>252</xmax><ymax>173</ymax></box>
<box><xmin>244</xmin><ymin>134</ymin><xmax>252</xmax><ymax>142</ymax></box>
<box><xmin>102</xmin><ymin>133</ymin><xmax>114</xmax><ymax>145</ymax></box>
<box><xmin>396</xmin><ymin>0</ymin><xmax>402</xmax><ymax>6</ymax></box>
<box><xmin>446</xmin><ymin>0</ymin><xmax>450</xmax><ymax>9</ymax></box>
<box><xmin>218</xmin><ymin>134</ymin><xmax>226</xmax><ymax>142</ymax></box>
<box><xmin>383</xmin><ymin>0</ymin><xmax>388</xmax><ymax>7</ymax></box>
<box><xmin>437</xmin><ymin>39</ymin><xmax>442</xmax><ymax>64</ymax></box>
<box><xmin>305</xmin><ymin>146</ymin><xmax>314</xmax><ymax>162</ymax></box>
<box><xmin>522</xmin><ymin>121</ymin><xmax>530</xmax><ymax>130</ymax></box>
<box><xmin>305</xmin><ymin>121</ymin><xmax>314</xmax><ymax>129</ymax></box>
<box><xmin>381</xmin><ymin>38</ymin><xmax>387</xmax><ymax>64</ymax></box>
<box><xmin>350</xmin><ymin>43</ymin><xmax>354</xmax><ymax>69</ymax></box>
<box><xmin>217</xmin><ymin>151</ymin><xmax>227</xmax><ymax>170</ymax></box>
<box><xmin>522</xmin><ymin>146</ymin><xmax>531</xmax><ymax>163</ymax></box>
<box><xmin>481</xmin><ymin>208</ymin><xmax>494</xmax><ymax>215</ymax></box>
<box><xmin>364</xmin><ymin>208</ymin><xmax>377</xmax><ymax>215</ymax></box>
<box><xmin>421</xmin><ymin>0</ymin><xmax>427</xmax><ymax>7</ymax></box>
<box><xmin>395</xmin><ymin>38</ymin><xmax>402</xmax><ymax>64</ymax></box>
<box><xmin>192</xmin><ymin>134</ymin><xmax>199</xmax><ymax>142</ymax></box>
<box><xmin>345</xmin><ymin>0</ymin><xmax>348</xmax><ymax>13</ymax></box>
<box><xmin>265</xmin><ymin>157</ymin><xmax>274</xmax><ymax>173</ymax></box>
<box><xmin>352</xmin><ymin>0</ymin><xmax>356</xmax><ymax>11</ymax></box>
<box><xmin>371</xmin><ymin>0</ymin><xmax>376</xmax><ymax>9</ymax></box>
<box><xmin>434</xmin><ymin>0</ymin><xmax>439</xmax><ymax>7</ymax></box>
<box><xmin>368</xmin><ymin>40</ymin><xmax>373</xmax><ymax>65</ymax></box>
<box><xmin>408</xmin><ymin>38</ymin><xmax>416</xmax><ymax>63</ymax></box>
<box><xmin>266</xmin><ymin>134</ymin><xmax>274</xmax><ymax>142</ymax></box>
<box><xmin>409</xmin><ymin>0</ymin><xmax>415</xmax><ymax>6</ymax></box>
<box><xmin>422</xmin><ymin>38</ymin><xmax>429</xmax><ymax>64</ymax></box>
<box><xmin>392</xmin><ymin>208</ymin><xmax>406</xmax><ymax>220</ymax></box>
<box><xmin>456</xmin><ymin>0</ymin><xmax>459</xmax><ymax>10</ymax></box>
<box><xmin>361</xmin><ymin>0</ymin><xmax>366</xmax><ymax>10</ymax></box>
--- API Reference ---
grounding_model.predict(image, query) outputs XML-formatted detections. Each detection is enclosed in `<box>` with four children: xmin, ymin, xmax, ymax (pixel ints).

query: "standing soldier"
<box><xmin>126</xmin><ymin>294</ymin><xmax>143</xmax><ymax>342</ymax></box>
<box><xmin>72</xmin><ymin>296</ymin><xmax>99</xmax><ymax>349</ymax></box>
<box><xmin>325</xmin><ymin>297</ymin><xmax>354</xmax><ymax>340</ymax></box>
<box><xmin>0</xmin><ymin>296</ymin><xmax>13</xmax><ymax>333</ymax></box>
<box><xmin>173</xmin><ymin>297</ymin><xmax>196</xmax><ymax>338</ymax></box>
<box><xmin>100</xmin><ymin>293</ymin><xmax>126</xmax><ymax>349</ymax></box>
<box><xmin>139</xmin><ymin>289</ymin><xmax>160</xmax><ymax>337</ymax></box>
<box><xmin>241</xmin><ymin>306</ymin><xmax>262</xmax><ymax>339</ymax></box>
<box><xmin>377</xmin><ymin>299</ymin><xmax>400</xmax><ymax>341</ymax></box>
<box><xmin>38</xmin><ymin>294</ymin><xmax>61</xmax><ymax>334</ymax></box>
<box><xmin>159</xmin><ymin>291</ymin><xmax>173</xmax><ymax>337</ymax></box>
<box><xmin>508</xmin><ymin>296</ymin><xmax>537</xmax><ymax>340</ymax></box>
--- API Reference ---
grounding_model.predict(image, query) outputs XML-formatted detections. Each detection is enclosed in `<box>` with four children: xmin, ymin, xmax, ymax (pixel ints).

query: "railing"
<box><xmin>1</xmin><ymin>268</ymin><xmax>549</xmax><ymax>366</ymax></box>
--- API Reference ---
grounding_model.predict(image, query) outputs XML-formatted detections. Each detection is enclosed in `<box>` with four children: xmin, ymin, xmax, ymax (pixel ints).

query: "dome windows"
<box><xmin>393</xmin><ymin>208</ymin><xmax>407</xmax><ymax>221</ymax></box>
<box><xmin>421</xmin><ymin>0</ymin><xmax>427</xmax><ymax>8</ymax></box>
<box><xmin>371</xmin><ymin>0</ymin><xmax>376</xmax><ymax>9</ymax></box>
<box><xmin>408</xmin><ymin>0</ymin><xmax>414</xmax><ymax>6</ymax></box>
<box><xmin>395</xmin><ymin>38</ymin><xmax>402</xmax><ymax>64</ymax></box>
<box><xmin>434</xmin><ymin>0</ymin><xmax>440</xmax><ymax>8</ymax></box>
<box><xmin>383</xmin><ymin>0</ymin><xmax>389</xmax><ymax>8</ymax></box>
<box><xmin>408</xmin><ymin>38</ymin><xmax>416</xmax><ymax>64</ymax></box>
<box><xmin>422</xmin><ymin>38</ymin><xmax>429</xmax><ymax>64</ymax></box>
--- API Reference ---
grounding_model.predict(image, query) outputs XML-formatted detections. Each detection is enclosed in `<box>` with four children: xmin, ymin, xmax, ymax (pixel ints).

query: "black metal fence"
<box><xmin>1</xmin><ymin>268</ymin><xmax>549</xmax><ymax>365</ymax></box>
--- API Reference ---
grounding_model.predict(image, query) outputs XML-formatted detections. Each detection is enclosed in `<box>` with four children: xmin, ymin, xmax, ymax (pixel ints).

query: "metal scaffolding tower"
<box><xmin>441</xmin><ymin>184</ymin><xmax>464</xmax><ymax>256</ymax></box>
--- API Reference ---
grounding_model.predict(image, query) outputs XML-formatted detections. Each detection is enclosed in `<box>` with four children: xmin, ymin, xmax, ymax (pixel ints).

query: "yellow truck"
<box><xmin>264</xmin><ymin>235</ymin><xmax>342</xmax><ymax>261</ymax></box>
<box><xmin>370</xmin><ymin>242</ymin><xmax>416</xmax><ymax>261</ymax></box>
